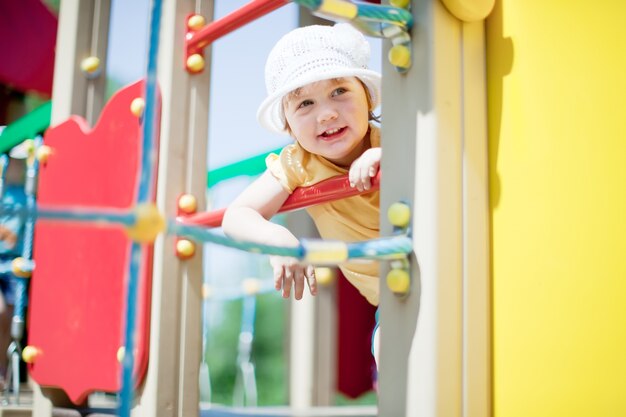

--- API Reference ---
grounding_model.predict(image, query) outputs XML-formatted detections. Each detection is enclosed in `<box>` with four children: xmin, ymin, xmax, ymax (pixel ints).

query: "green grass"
<box><xmin>205</xmin><ymin>292</ymin><xmax>287</xmax><ymax>406</ymax></box>
<box><xmin>335</xmin><ymin>391</ymin><xmax>378</xmax><ymax>406</ymax></box>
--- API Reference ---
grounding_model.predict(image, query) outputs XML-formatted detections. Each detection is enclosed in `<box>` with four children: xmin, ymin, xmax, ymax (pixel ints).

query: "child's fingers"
<box><xmin>273</xmin><ymin>264</ymin><xmax>283</xmax><ymax>291</ymax></box>
<box><xmin>357</xmin><ymin>165</ymin><xmax>372</xmax><ymax>191</ymax></box>
<box><xmin>305</xmin><ymin>265</ymin><xmax>317</xmax><ymax>295</ymax></box>
<box><xmin>349</xmin><ymin>166</ymin><xmax>362</xmax><ymax>191</ymax></box>
<box><xmin>349</xmin><ymin>166</ymin><xmax>358</xmax><ymax>188</ymax></box>
<box><xmin>293</xmin><ymin>267</ymin><xmax>305</xmax><ymax>300</ymax></box>
<box><xmin>282</xmin><ymin>266</ymin><xmax>293</xmax><ymax>298</ymax></box>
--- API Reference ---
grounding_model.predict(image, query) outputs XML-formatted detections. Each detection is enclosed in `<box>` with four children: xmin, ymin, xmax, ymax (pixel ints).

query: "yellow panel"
<box><xmin>486</xmin><ymin>1</ymin><xmax>626</xmax><ymax>416</ymax></box>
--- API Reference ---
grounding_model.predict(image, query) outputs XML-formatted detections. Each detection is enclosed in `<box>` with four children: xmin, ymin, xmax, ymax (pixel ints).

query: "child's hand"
<box><xmin>270</xmin><ymin>256</ymin><xmax>317</xmax><ymax>300</ymax></box>
<box><xmin>349</xmin><ymin>147</ymin><xmax>381</xmax><ymax>192</ymax></box>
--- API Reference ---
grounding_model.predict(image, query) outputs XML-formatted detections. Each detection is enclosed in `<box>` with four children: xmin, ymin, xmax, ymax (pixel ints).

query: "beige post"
<box><xmin>378</xmin><ymin>1</ymin><xmax>491</xmax><ymax>416</ymax></box>
<box><xmin>49</xmin><ymin>0</ymin><xmax>111</xmax><ymax>127</ymax></box>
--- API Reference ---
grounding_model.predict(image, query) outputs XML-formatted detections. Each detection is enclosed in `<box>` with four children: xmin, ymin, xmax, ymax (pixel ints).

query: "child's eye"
<box><xmin>332</xmin><ymin>87</ymin><xmax>347</xmax><ymax>97</ymax></box>
<box><xmin>298</xmin><ymin>99</ymin><xmax>314</xmax><ymax>108</ymax></box>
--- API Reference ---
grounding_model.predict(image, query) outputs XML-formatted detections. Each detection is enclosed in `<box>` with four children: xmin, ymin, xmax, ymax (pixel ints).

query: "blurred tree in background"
<box><xmin>206</xmin><ymin>293</ymin><xmax>287</xmax><ymax>406</ymax></box>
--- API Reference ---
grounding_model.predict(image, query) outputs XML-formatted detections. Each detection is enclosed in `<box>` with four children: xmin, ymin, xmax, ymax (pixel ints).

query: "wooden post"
<box><xmin>378</xmin><ymin>1</ymin><xmax>491</xmax><ymax>416</ymax></box>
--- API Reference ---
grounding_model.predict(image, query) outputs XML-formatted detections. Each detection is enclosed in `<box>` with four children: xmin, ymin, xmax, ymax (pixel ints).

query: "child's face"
<box><xmin>283</xmin><ymin>77</ymin><xmax>370</xmax><ymax>168</ymax></box>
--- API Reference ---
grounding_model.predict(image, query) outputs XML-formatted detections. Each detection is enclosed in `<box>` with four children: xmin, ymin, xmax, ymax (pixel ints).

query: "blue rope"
<box><xmin>0</xmin><ymin>203</ymin><xmax>136</xmax><ymax>226</ymax></box>
<box><xmin>14</xmin><ymin>137</ymin><xmax>42</xmax><ymax>323</ymax></box>
<box><xmin>170</xmin><ymin>221</ymin><xmax>303</xmax><ymax>258</ymax></box>
<box><xmin>240</xmin><ymin>296</ymin><xmax>256</xmax><ymax>337</ymax></box>
<box><xmin>347</xmin><ymin>235</ymin><xmax>413</xmax><ymax>260</ymax></box>
<box><xmin>119</xmin><ymin>0</ymin><xmax>163</xmax><ymax>414</ymax></box>
<box><xmin>0</xmin><ymin>154</ymin><xmax>8</xmax><ymax>198</ymax></box>
<box><xmin>0</xmin><ymin>202</ymin><xmax>413</xmax><ymax>261</ymax></box>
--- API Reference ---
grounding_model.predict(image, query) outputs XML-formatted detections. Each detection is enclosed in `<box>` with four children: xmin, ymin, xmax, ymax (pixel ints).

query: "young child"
<box><xmin>222</xmin><ymin>24</ymin><xmax>382</xmax><ymax>359</ymax></box>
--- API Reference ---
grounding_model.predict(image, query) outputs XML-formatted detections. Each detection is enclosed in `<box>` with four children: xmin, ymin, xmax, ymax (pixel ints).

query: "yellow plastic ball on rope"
<box><xmin>388</xmin><ymin>44</ymin><xmax>411</xmax><ymax>70</ymax></box>
<box><xmin>23</xmin><ymin>139</ymin><xmax>36</xmax><ymax>156</ymax></box>
<box><xmin>386</xmin><ymin>268</ymin><xmax>410</xmax><ymax>295</ymax></box>
<box><xmin>12</xmin><ymin>257</ymin><xmax>32</xmax><ymax>278</ymax></box>
<box><xmin>130</xmin><ymin>98</ymin><xmax>146</xmax><ymax>117</ymax></box>
<box><xmin>176</xmin><ymin>239</ymin><xmax>196</xmax><ymax>259</ymax></box>
<box><xmin>22</xmin><ymin>345</ymin><xmax>40</xmax><ymax>363</ymax></box>
<box><xmin>125</xmin><ymin>203</ymin><xmax>166</xmax><ymax>243</ymax></box>
<box><xmin>36</xmin><ymin>145</ymin><xmax>53</xmax><ymax>163</ymax></box>
<box><xmin>117</xmin><ymin>347</ymin><xmax>125</xmax><ymax>363</ymax></box>
<box><xmin>390</xmin><ymin>0</ymin><xmax>410</xmax><ymax>8</ymax></box>
<box><xmin>80</xmin><ymin>56</ymin><xmax>101</xmax><ymax>77</ymax></box>
<box><xmin>242</xmin><ymin>278</ymin><xmax>261</xmax><ymax>296</ymax></box>
<box><xmin>387</xmin><ymin>202</ymin><xmax>411</xmax><ymax>228</ymax></box>
<box><xmin>187</xmin><ymin>14</ymin><xmax>206</xmax><ymax>30</ymax></box>
<box><xmin>314</xmin><ymin>267</ymin><xmax>334</xmax><ymax>286</ymax></box>
<box><xmin>186</xmin><ymin>54</ymin><xmax>205</xmax><ymax>73</ymax></box>
<box><xmin>178</xmin><ymin>194</ymin><xmax>198</xmax><ymax>214</ymax></box>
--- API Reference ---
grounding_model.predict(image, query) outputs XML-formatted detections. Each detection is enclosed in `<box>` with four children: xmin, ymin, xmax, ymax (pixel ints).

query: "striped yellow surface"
<box><xmin>486</xmin><ymin>1</ymin><xmax>626</xmax><ymax>416</ymax></box>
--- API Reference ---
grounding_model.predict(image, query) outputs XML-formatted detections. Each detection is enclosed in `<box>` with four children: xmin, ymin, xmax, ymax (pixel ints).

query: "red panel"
<box><xmin>337</xmin><ymin>270</ymin><xmax>377</xmax><ymax>398</ymax></box>
<box><xmin>0</xmin><ymin>0</ymin><xmax>57</xmax><ymax>95</ymax></box>
<box><xmin>28</xmin><ymin>80</ymin><xmax>160</xmax><ymax>404</ymax></box>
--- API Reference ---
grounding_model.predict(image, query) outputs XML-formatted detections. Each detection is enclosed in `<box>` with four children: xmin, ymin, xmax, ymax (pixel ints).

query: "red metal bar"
<box><xmin>177</xmin><ymin>171</ymin><xmax>381</xmax><ymax>228</ymax></box>
<box><xmin>186</xmin><ymin>0</ymin><xmax>290</xmax><ymax>53</ymax></box>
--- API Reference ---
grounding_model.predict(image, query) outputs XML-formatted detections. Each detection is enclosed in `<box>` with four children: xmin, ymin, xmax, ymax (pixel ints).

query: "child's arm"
<box><xmin>222</xmin><ymin>170</ymin><xmax>317</xmax><ymax>300</ymax></box>
<box><xmin>349</xmin><ymin>147</ymin><xmax>381</xmax><ymax>192</ymax></box>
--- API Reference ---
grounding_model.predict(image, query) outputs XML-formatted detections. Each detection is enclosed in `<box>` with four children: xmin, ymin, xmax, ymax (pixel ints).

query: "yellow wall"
<box><xmin>486</xmin><ymin>1</ymin><xmax>626</xmax><ymax>416</ymax></box>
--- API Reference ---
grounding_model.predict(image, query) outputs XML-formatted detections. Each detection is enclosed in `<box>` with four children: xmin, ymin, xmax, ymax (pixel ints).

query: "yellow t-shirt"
<box><xmin>266</xmin><ymin>125</ymin><xmax>381</xmax><ymax>305</ymax></box>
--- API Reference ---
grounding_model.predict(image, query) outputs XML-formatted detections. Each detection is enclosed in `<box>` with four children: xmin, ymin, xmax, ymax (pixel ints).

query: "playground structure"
<box><xmin>4</xmin><ymin>1</ymin><xmax>420</xmax><ymax>415</ymax></box>
<box><xmin>2</xmin><ymin>0</ymin><xmax>626</xmax><ymax>417</ymax></box>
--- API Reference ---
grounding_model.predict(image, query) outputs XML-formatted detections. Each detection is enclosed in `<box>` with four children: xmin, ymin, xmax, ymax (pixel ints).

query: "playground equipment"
<box><xmin>1</xmin><ymin>3</ymin><xmax>416</xmax><ymax>416</ymax></box>
<box><xmin>17</xmin><ymin>0</ymin><xmax>626</xmax><ymax>416</ymax></box>
<box><xmin>35</xmin><ymin>0</ymin><xmax>626</xmax><ymax>416</ymax></box>
<box><xmin>18</xmin><ymin>1</ymin><xmax>420</xmax><ymax>414</ymax></box>
<box><xmin>7</xmin><ymin>0</ymin><xmax>442</xmax><ymax>416</ymax></box>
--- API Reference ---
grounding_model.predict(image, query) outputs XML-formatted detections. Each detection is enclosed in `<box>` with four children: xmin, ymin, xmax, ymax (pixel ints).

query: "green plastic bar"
<box><xmin>207</xmin><ymin>146</ymin><xmax>284</xmax><ymax>187</ymax></box>
<box><xmin>0</xmin><ymin>101</ymin><xmax>52</xmax><ymax>154</ymax></box>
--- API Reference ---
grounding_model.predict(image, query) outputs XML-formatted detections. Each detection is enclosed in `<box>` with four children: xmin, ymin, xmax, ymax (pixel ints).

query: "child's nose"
<box><xmin>317</xmin><ymin>105</ymin><xmax>338</xmax><ymax>123</ymax></box>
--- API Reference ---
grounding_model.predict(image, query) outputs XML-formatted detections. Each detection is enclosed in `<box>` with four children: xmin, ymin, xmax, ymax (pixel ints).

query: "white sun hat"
<box><xmin>257</xmin><ymin>23</ymin><xmax>381</xmax><ymax>135</ymax></box>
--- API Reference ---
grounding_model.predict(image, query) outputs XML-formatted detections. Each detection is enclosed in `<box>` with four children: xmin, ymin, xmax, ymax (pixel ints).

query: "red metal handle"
<box><xmin>178</xmin><ymin>171</ymin><xmax>381</xmax><ymax>228</ymax></box>
<box><xmin>186</xmin><ymin>0</ymin><xmax>290</xmax><ymax>54</ymax></box>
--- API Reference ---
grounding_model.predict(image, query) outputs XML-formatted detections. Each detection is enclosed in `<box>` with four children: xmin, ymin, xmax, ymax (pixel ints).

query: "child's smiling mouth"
<box><xmin>319</xmin><ymin>126</ymin><xmax>347</xmax><ymax>140</ymax></box>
